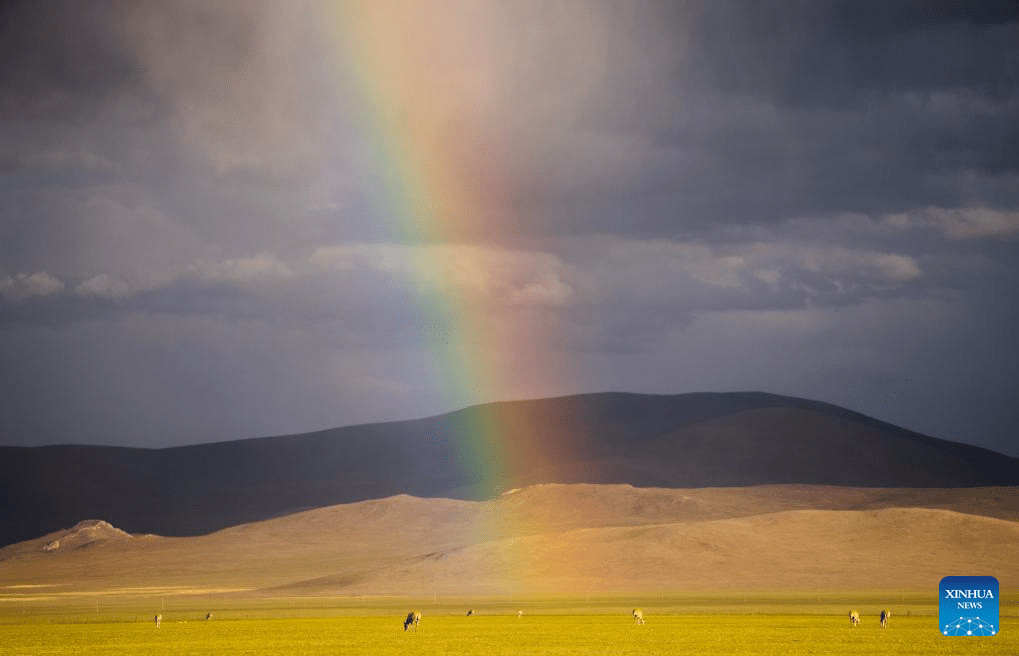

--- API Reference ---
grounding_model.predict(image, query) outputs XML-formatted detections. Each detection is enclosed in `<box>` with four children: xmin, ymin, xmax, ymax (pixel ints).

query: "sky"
<box><xmin>0</xmin><ymin>0</ymin><xmax>1017</xmax><ymax>456</ymax></box>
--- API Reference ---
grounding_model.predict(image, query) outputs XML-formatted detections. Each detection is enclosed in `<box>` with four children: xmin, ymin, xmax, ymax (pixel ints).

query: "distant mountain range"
<box><xmin>2</xmin><ymin>391</ymin><xmax>1017</xmax><ymax>547</ymax></box>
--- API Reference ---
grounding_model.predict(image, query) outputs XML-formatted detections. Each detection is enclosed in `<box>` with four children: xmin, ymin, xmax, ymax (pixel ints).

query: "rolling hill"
<box><xmin>1</xmin><ymin>391</ymin><xmax>1017</xmax><ymax>548</ymax></box>
<box><xmin>1</xmin><ymin>484</ymin><xmax>1017</xmax><ymax>595</ymax></box>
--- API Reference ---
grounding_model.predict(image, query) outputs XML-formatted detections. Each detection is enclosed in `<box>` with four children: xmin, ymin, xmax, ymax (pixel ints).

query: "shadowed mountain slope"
<box><xmin>1</xmin><ymin>392</ymin><xmax>1017</xmax><ymax>547</ymax></box>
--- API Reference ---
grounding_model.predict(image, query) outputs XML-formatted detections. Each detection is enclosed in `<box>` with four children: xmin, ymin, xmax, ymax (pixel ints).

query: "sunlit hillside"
<box><xmin>2</xmin><ymin>484</ymin><xmax>1016</xmax><ymax>596</ymax></box>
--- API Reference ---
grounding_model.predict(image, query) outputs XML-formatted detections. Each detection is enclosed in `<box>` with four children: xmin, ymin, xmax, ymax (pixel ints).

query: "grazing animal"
<box><xmin>849</xmin><ymin>610</ymin><xmax>860</xmax><ymax>627</ymax></box>
<box><xmin>880</xmin><ymin>609</ymin><xmax>890</xmax><ymax>628</ymax></box>
<box><xmin>404</xmin><ymin>611</ymin><xmax>421</xmax><ymax>631</ymax></box>
<box><xmin>633</xmin><ymin>609</ymin><xmax>645</xmax><ymax>625</ymax></box>
<box><xmin>466</xmin><ymin>609</ymin><xmax>474</xmax><ymax>616</ymax></box>
<box><xmin>518</xmin><ymin>610</ymin><xmax>523</xmax><ymax>618</ymax></box>
<box><xmin>154</xmin><ymin>614</ymin><xmax>162</xmax><ymax>627</ymax></box>
<box><xmin>206</xmin><ymin>613</ymin><xmax>213</xmax><ymax>621</ymax></box>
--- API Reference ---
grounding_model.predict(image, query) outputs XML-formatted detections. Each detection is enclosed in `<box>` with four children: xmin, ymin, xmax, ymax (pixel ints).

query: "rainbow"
<box><xmin>322</xmin><ymin>4</ymin><xmax>534</xmax><ymax>503</ymax></box>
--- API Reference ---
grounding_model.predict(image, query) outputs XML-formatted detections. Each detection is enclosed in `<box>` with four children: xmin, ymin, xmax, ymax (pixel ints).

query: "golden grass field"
<box><xmin>1</xmin><ymin>597</ymin><xmax>1016</xmax><ymax>656</ymax></box>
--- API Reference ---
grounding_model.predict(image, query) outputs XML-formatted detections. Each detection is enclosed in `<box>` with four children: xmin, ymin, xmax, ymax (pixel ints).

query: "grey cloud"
<box><xmin>544</xmin><ymin>1</ymin><xmax>1019</xmax><ymax>232</ymax></box>
<box><xmin>0</xmin><ymin>271</ymin><xmax>63</xmax><ymax>300</ymax></box>
<box><xmin>0</xmin><ymin>231</ymin><xmax>935</xmax><ymax>330</ymax></box>
<box><xmin>75</xmin><ymin>274</ymin><xmax>133</xmax><ymax>299</ymax></box>
<box><xmin>113</xmin><ymin>0</ymin><xmax>346</xmax><ymax>175</ymax></box>
<box><xmin>0</xmin><ymin>1</ymin><xmax>142</xmax><ymax>121</ymax></box>
<box><xmin>679</xmin><ymin>1</ymin><xmax>1019</xmax><ymax>104</ymax></box>
<box><xmin>0</xmin><ymin>183</ymin><xmax>211</xmax><ymax>278</ymax></box>
<box><xmin>3</xmin><ymin>0</ymin><xmax>1015</xmax><ymax>245</ymax></box>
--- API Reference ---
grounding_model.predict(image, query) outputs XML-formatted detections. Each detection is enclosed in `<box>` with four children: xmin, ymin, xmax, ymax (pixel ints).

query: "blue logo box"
<box><xmin>940</xmin><ymin>576</ymin><xmax>999</xmax><ymax>636</ymax></box>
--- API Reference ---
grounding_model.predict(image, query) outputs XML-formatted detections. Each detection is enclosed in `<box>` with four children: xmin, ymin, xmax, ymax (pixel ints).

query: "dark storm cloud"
<box><xmin>682</xmin><ymin>0</ymin><xmax>1019</xmax><ymax>102</ymax></box>
<box><xmin>2</xmin><ymin>0</ymin><xmax>1015</xmax><ymax>237</ymax></box>
<box><xmin>527</xmin><ymin>0</ymin><xmax>1019</xmax><ymax>233</ymax></box>
<box><xmin>0</xmin><ymin>1</ymin><xmax>139</xmax><ymax>119</ymax></box>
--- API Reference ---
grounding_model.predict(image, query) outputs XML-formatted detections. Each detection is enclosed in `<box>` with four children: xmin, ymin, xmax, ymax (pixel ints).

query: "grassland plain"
<box><xmin>2</xmin><ymin>614</ymin><xmax>1017</xmax><ymax>656</ymax></box>
<box><xmin>2</xmin><ymin>594</ymin><xmax>1017</xmax><ymax>656</ymax></box>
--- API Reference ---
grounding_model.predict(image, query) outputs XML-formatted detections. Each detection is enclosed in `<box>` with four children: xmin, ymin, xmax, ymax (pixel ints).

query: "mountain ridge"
<box><xmin>1</xmin><ymin>391</ymin><xmax>1016</xmax><ymax>548</ymax></box>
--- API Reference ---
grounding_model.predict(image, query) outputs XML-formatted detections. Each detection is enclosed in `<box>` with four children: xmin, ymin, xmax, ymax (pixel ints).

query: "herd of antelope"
<box><xmin>849</xmin><ymin>609</ymin><xmax>891</xmax><ymax>628</ymax></box>
<box><xmin>149</xmin><ymin>606</ymin><xmax>893</xmax><ymax>632</ymax></box>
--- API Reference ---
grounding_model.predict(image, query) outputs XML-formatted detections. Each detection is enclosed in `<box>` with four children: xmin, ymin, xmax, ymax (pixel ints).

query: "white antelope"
<box><xmin>154</xmin><ymin>614</ymin><xmax>162</xmax><ymax>627</ymax></box>
<box><xmin>849</xmin><ymin>610</ymin><xmax>860</xmax><ymax>627</ymax></box>
<box><xmin>880</xmin><ymin>609</ymin><xmax>890</xmax><ymax>628</ymax></box>
<box><xmin>404</xmin><ymin>611</ymin><xmax>421</xmax><ymax>631</ymax></box>
<box><xmin>633</xmin><ymin>609</ymin><xmax>645</xmax><ymax>625</ymax></box>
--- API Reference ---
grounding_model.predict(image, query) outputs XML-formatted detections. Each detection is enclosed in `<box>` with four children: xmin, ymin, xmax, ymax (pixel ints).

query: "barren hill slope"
<box><xmin>349</xmin><ymin>507</ymin><xmax>1019</xmax><ymax>594</ymax></box>
<box><xmin>2</xmin><ymin>484</ymin><xmax>1016</xmax><ymax>595</ymax></box>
